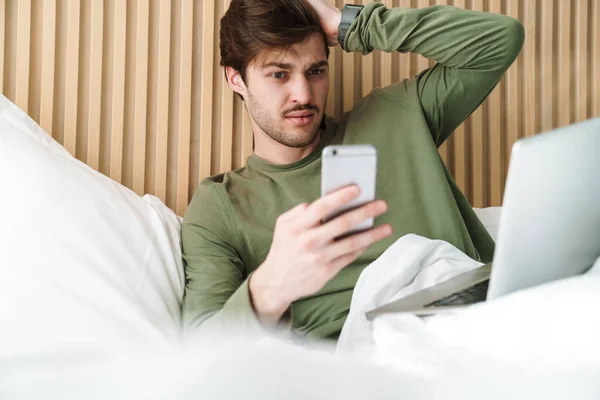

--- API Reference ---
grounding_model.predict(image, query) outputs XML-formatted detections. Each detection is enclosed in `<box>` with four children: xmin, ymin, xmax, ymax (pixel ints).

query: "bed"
<box><xmin>2</xmin><ymin>94</ymin><xmax>599</xmax><ymax>399</ymax></box>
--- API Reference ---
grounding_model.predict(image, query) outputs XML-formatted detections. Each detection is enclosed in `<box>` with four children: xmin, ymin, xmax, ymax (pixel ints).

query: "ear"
<box><xmin>225</xmin><ymin>66</ymin><xmax>246</xmax><ymax>99</ymax></box>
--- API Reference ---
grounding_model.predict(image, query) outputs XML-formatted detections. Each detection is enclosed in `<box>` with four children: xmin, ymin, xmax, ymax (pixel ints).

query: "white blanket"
<box><xmin>337</xmin><ymin>234</ymin><xmax>600</xmax><ymax>393</ymax></box>
<box><xmin>337</xmin><ymin>234</ymin><xmax>483</xmax><ymax>356</ymax></box>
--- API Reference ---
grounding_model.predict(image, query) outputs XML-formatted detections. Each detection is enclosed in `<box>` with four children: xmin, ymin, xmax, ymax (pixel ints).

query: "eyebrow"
<box><xmin>261</xmin><ymin>60</ymin><xmax>329</xmax><ymax>71</ymax></box>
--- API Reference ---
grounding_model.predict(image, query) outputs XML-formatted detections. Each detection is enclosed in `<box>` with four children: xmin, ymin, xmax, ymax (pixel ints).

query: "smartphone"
<box><xmin>320</xmin><ymin>144</ymin><xmax>377</xmax><ymax>235</ymax></box>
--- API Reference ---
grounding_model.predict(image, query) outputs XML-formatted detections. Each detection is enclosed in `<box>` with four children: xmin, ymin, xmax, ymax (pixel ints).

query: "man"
<box><xmin>182</xmin><ymin>0</ymin><xmax>524</xmax><ymax>341</ymax></box>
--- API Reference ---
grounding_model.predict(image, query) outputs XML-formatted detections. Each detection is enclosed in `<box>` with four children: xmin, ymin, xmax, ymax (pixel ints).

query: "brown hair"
<box><xmin>220</xmin><ymin>0</ymin><xmax>330</xmax><ymax>85</ymax></box>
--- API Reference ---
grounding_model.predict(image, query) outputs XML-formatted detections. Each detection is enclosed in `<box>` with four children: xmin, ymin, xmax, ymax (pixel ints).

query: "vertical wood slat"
<box><xmin>63</xmin><ymin>0</ymin><xmax>80</xmax><ymax>156</ymax></box>
<box><xmin>39</xmin><ymin>0</ymin><xmax>57</xmax><ymax>136</ymax></box>
<box><xmin>132</xmin><ymin>0</ymin><xmax>149</xmax><ymax>195</ymax></box>
<box><xmin>593</xmin><ymin>0</ymin><xmax>600</xmax><ymax>118</ymax></box>
<box><xmin>539</xmin><ymin>0</ymin><xmax>554</xmax><ymax>133</ymax></box>
<box><xmin>341</xmin><ymin>0</ymin><xmax>354</xmax><ymax>113</ymax></box>
<box><xmin>325</xmin><ymin>46</ymin><xmax>337</xmax><ymax>117</ymax></box>
<box><xmin>487</xmin><ymin>0</ymin><xmax>503</xmax><ymax>206</ymax></box>
<box><xmin>589</xmin><ymin>0</ymin><xmax>600</xmax><ymax>117</ymax></box>
<box><xmin>361</xmin><ymin>51</ymin><xmax>373</xmax><ymax>98</ymax></box>
<box><xmin>342</xmin><ymin>51</ymin><xmax>355</xmax><ymax>112</ymax></box>
<box><xmin>523</xmin><ymin>0</ymin><xmax>537</xmax><ymax>137</ymax></box>
<box><xmin>326</xmin><ymin>0</ymin><xmax>344</xmax><ymax>118</ymax></box>
<box><xmin>15</xmin><ymin>0</ymin><xmax>32</xmax><ymax>112</ymax></box>
<box><xmin>505</xmin><ymin>0</ymin><xmax>520</xmax><ymax>182</ymax></box>
<box><xmin>109</xmin><ymin>0</ymin><xmax>127</xmax><ymax>182</ymax></box>
<box><xmin>557</xmin><ymin>0</ymin><xmax>571</xmax><ymax>128</ymax></box>
<box><xmin>0</xmin><ymin>0</ymin><xmax>4</xmax><ymax>93</ymax></box>
<box><xmin>574</xmin><ymin>0</ymin><xmax>588</xmax><ymax>123</ymax></box>
<box><xmin>175</xmin><ymin>0</ymin><xmax>193</xmax><ymax>215</ymax></box>
<box><xmin>469</xmin><ymin>0</ymin><xmax>485</xmax><ymax>208</ymax></box>
<box><xmin>241</xmin><ymin>0</ymin><xmax>259</xmax><ymax>159</ymax></box>
<box><xmin>199</xmin><ymin>0</ymin><xmax>215</xmax><ymax>180</ymax></box>
<box><xmin>153</xmin><ymin>0</ymin><xmax>171</xmax><ymax>202</ymax></box>
<box><xmin>219</xmin><ymin>0</ymin><xmax>234</xmax><ymax>174</ymax></box>
<box><xmin>86</xmin><ymin>0</ymin><xmax>103</xmax><ymax>170</ymax></box>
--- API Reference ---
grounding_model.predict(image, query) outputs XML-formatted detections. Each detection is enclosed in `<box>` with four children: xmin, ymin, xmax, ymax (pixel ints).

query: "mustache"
<box><xmin>283</xmin><ymin>104</ymin><xmax>320</xmax><ymax>116</ymax></box>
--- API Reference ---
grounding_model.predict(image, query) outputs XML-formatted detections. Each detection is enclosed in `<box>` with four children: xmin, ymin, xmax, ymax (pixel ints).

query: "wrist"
<box><xmin>338</xmin><ymin>4</ymin><xmax>364</xmax><ymax>51</ymax></box>
<box><xmin>249</xmin><ymin>269</ymin><xmax>290</xmax><ymax>322</ymax></box>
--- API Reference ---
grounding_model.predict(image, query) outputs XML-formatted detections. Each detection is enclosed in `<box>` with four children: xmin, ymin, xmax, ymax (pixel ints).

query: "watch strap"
<box><xmin>338</xmin><ymin>4</ymin><xmax>364</xmax><ymax>51</ymax></box>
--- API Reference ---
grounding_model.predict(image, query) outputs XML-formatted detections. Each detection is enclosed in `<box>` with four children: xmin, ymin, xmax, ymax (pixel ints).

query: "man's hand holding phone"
<box><xmin>249</xmin><ymin>186</ymin><xmax>392</xmax><ymax>324</ymax></box>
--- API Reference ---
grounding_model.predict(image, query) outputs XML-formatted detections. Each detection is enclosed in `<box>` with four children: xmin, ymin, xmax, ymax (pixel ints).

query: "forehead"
<box><xmin>254</xmin><ymin>33</ymin><xmax>327</xmax><ymax>69</ymax></box>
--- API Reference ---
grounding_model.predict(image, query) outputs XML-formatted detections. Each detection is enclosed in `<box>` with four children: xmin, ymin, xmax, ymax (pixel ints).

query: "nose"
<box><xmin>289</xmin><ymin>75</ymin><xmax>312</xmax><ymax>105</ymax></box>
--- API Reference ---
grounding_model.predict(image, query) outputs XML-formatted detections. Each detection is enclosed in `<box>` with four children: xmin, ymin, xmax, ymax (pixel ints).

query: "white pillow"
<box><xmin>0</xmin><ymin>95</ymin><xmax>184</xmax><ymax>357</ymax></box>
<box><xmin>472</xmin><ymin>206</ymin><xmax>502</xmax><ymax>241</ymax></box>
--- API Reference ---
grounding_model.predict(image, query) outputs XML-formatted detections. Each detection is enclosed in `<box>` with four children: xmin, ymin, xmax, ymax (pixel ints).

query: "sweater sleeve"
<box><xmin>344</xmin><ymin>3</ymin><xmax>524</xmax><ymax>146</ymax></box>
<box><xmin>181</xmin><ymin>180</ymin><xmax>290</xmax><ymax>338</ymax></box>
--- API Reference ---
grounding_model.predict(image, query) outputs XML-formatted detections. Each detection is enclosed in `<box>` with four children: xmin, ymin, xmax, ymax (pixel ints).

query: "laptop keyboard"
<box><xmin>423</xmin><ymin>279</ymin><xmax>490</xmax><ymax>308</ymax></box>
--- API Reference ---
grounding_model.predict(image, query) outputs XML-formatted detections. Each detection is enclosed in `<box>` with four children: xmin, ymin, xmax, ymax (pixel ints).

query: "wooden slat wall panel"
<box><xmin>86</xmin><ymin>0</ymin><xmax>103</xmax><ymax>170</ymax></box>
<box><xmin>0</xmin><ymin>1</ymin><xmax>5</xmax><ymax>93</ymax></box>
<box><xmin>2</xmin><ymin>0</ymin><xmax>599</xmax><ymax>215</ymax></box>
<box><xmin>39</xmin><ymin>0</ymin><xmax>56</xmax><ymax>138</ymax></box>
<box><xmin>219</xmin><ymin>0</ymin><xmax>233</xmax><ymax>175</ymax></box>
<box><xmin>574</xmin><ymin>0</ymin><xmax>588</xmax><ymax>123</ymax></box>
<box><xmin>131</xmin><ymin>0</ymin><xmax>149</xmax><ymax>195</ymax></box>
<box><xmin>539</xmin><ymin>0</ymin><xmax>555</xmax><ymax>134</ymax></box>
<box><xmin>151</xmin><ymin>0</ymin><xmax>171</xmax><ymax>203</ymax></box>
<box><xmin>523</xmin><ymin>0</ymin><xmax>537</xmax><ymax>138</ymax></box>
<box><xmin>198</xmin><ymin>0</ymin><xmax>214</xmax><ymax>184</ymax></box>
<box><xmin>557</xmin><ymin>0</ymin><xmax>572</xmax><ymax>128</ymax></box>
<box><xmin>487</xmin><ymin>0</ymin><xmax>504</xmax><ymax>205</ymax></box>
<box><xmin>505</xmin><ymin>0</ymin><xmax>521</xmax><ymax>194</ymax></box>
<box><xmin>62</xmin><ymin>0</ymin><xmax>79</xmax><ymax>156</ymax></box>
<box><xmin>594</xmin><ymin>0</ymin><xmax>600</xmax><ymax>118</ymax></box>
<box><xmin>360</xmin><ymin>0</ymin><xmax>373</xmax><ymax>98</ymax></box>
<box><xmin>14</xmin><ymin>0</ymin><xmax>31</xmax><ymax>113</ymax></box>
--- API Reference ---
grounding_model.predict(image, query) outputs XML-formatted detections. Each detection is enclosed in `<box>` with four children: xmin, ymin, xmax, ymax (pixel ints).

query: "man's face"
<box><xmin>241</xmin><ymin>33</ymin><xmax>330</xmax><ymax>148</ymax></box>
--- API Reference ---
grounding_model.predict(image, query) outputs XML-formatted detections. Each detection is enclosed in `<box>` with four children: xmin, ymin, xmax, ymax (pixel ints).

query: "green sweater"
<box><xmin>182</xmin><ymin>3</ymin><xmax>524</xmax><ymax>340</ymax></box>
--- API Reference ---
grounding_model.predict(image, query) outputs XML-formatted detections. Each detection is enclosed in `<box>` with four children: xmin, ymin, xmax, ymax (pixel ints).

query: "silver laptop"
<box><xmin>366</xmin><ymin>117</ymin><xmax>600</xmax><ymax>320</ymax></box>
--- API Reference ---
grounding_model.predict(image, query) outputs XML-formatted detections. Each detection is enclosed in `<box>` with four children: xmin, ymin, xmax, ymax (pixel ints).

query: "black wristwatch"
<box><xmin>338</xmin><ymin>4</ymin><xmax>364</xmax><ymax>51</ymax></box>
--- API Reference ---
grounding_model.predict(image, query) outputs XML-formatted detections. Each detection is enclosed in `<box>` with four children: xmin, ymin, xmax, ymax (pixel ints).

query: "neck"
<box><xmin>253</xmin><ymin>126</ymin><xmax>323</xmax><ymax>165</ymax></box>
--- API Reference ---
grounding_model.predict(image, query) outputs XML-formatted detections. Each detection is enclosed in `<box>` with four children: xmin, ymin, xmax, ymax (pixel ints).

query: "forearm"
<box><xmin>345</xmin><ymin>4</ymin><xmax>523</xmax><ymax>71</ymax></box>
<box><xmin>182</xmin><ymin>278</ymin><xmax>285</xmax><ymax>337</ymax></box>
<box><xmin>183</xmin><ymin>276</ymin><xmax>293</xmax><ymax>339</ymax></box>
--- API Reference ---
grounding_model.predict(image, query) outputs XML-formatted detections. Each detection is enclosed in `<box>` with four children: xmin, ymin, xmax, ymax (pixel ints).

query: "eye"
<box><xmin>308</xmin><ymin>68</ymin><xmax>325</xmax><ymax>76</ymax></box>
<box><xmin>271</xmin><ymin>71</ymin><xmax>287</xmax><ymax>79</ymax></box>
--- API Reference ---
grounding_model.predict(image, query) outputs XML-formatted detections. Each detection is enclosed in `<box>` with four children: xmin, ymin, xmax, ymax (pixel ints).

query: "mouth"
<box><xmin>285</xmin><ymin>112</ymin><xmax>316</xmax><ymax>127</ymax></box>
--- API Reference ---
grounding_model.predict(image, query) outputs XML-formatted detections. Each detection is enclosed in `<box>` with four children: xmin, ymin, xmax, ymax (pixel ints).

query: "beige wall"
<box><xmin>2</xmin><ymin>0</ymin><xmax>600</xmax><ymax>215</ymax></box>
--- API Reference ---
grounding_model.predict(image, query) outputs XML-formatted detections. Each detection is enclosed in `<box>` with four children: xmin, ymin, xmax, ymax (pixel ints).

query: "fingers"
<box><xmin>325</xmin><ymin>223</ymin><xmax>393</xmax><ymax>263</ymax></box>
<box><xmin>312</xmin><ymin>200</ymin><xmax>388</xmax><ymax>242</ymax></box>
<box><xmin>300</xmin><ymin>185</ymin><xmax>361</xmax><ymax>229</ymax></box>
<box><xmin>325</xmin><ymin>247</ymin><xmax>367</xmax><ymax>275</ymax></box>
